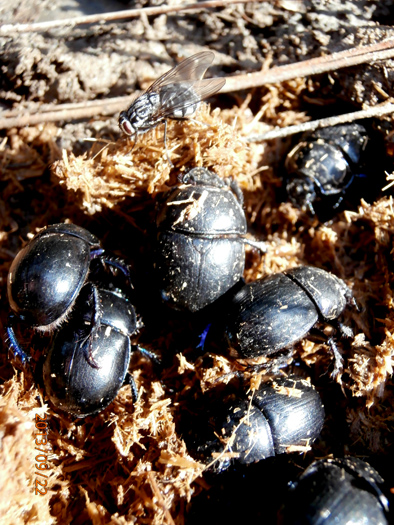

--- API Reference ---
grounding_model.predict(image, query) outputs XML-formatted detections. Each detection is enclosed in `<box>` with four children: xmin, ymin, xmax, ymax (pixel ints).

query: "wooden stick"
<box><xmin>247</xmin><ymin>102</ymin><xmax>394</xmax><ymax>142</ymax></box>
<box><xmin>0</xmin><ymin>97</ymin><xmax>134</xmax><ymax>129</ymax></box>
<box><xmin>223</xmin><ymin>39</ymin><xmax>394</xmax><ymax>92</ymax></box>
<box><xmin>0</xmin><ymin>0</ymin><xmax>262</xmax><ymax>35</ymax></box>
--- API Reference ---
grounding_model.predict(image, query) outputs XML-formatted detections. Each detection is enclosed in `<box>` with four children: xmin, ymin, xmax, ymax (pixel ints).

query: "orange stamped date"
<box><xmin>34</xmin><ymin>413</ymin><xmax>52</xmax><ymax>495</ymax></box>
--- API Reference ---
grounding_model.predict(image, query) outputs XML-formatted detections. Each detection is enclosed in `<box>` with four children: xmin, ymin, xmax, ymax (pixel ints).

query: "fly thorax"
<box><xmin>130</xmin><ymin>93</ymin><xmax>160</xmax><ymax>125</ymax></box>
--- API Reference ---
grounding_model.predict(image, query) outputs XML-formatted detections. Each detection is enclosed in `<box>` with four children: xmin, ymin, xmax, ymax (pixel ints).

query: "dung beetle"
<box><xmin>42</xmin><ymin>284</ymin><xmax>140</xmax><ymax>417</ymax></box>
<box><xmin>222</xmin><ymin>266</ymin><xmax>355</xmax><ymax>376</ymax></box>
<box><xmin>279</xmin><ymin>456</ymin><xmax>390</xmax><ymax>524</ymax></box>
<box><xmin>284</xmin><ymin>123</ymin><xmax>369</xmax><ymax>216</ymax></box>
<box><xmin>7</xmin><ymin>223</ymin><xmax>109</xmax><ymax>343</ymax></box>
<box><xmin>184</xmin><ymin>376</ymin><xmax>324</xmax><ymax>472</ymax></box>
<box><xmin>155</xmin><ymin>167</ymin><xmax>264</xmax><ymax>312</ymax></box>
<box><xmin>6</xmin><ymin>223</ymin><xmax>150</xmax><ymax>417</ymax></box>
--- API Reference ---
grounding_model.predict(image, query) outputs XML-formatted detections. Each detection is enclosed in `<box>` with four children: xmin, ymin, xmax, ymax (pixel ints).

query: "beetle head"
<box><xmin>286</xmin><ymin>176</ymin><xmax>316</xmax><ymax>215</ymax></box>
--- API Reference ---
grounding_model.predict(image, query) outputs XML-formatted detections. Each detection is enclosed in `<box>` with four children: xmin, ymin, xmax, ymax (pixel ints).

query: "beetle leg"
<box><xmin>197</xmin><ymin>323</ymin><xmax>212</xmax><ymax>351</ymax></box>
<box><xmin>327</xmin><ymin>337</ymin><xmax>344</xmax><ymax>379</ymax></box>
<box><xmin>267</xmin><ymin>348</ymin><xmax>294</xmax><ymax>372</ymax></box>
<box><xmin>307</xmin><ymin>326</ymin><xmax>345</xmax><ymax>378</ymax></box>
<box><xmin>89</xmin><ymin>247</ymin><xmax>105</xmax><ymax>260</ymax></box>
<box><xmin>345</xmin><ymin>290</ymin><xmax>360</xmax><ymax>311</ymax></box>
<box><xmin>103</xmin><ymin>256</ymin><xmax>132</xmax><ymax>278</ymax></box>
<box><xmin>134</xmin><ymin>345</ymin><xmax>161</xmax><ymax>372</ymax></box>
<box><xmin>79</xmin><ymin>284</ymin><xmax>102</xmax><ymax>369</ymax></box>
<box><xmin>228</xmin><ymin>178</ymin><xmax>244</xmax><ymax>205</ymax></box>
<box><xmin>123</xmin><ymin>372</ymin><xmax>139</xmax><ymax>403</ymax></box>
<box><xmin>5</xmin><ymin>315</ymin><xmax>32</xmax><ymax>365</ymax></box>
<box><xmin>245</xmin><ymin>347</ymin><xmax>294</xmax><ymax>375</ymax></box>
<box><xmin>98</xmin><ymin>255</ymin><xmax>133</xmax><ymax>286</ymax></box>
<box><xmin>306</xmin><ymin>199</ymin><xmax>316</xmax><ymax>215</ymax></box>
<box><xmin>242</xmin><ymin>236</ymin><xmax>268</xmax><ymax>253</ymax></box>
<box><xmin>332</xmin><ymin>194</ymin><xmax>344</xmax><ymax>210</ymax></box>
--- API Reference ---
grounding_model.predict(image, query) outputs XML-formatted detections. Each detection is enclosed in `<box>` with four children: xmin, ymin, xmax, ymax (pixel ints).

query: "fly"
<box><xmin>118</xmin><ymin>51</ymin><xmax>225</xmax><ymax>163</ymax></box>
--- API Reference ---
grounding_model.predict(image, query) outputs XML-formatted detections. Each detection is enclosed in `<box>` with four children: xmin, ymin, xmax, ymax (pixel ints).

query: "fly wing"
<box><xmin>186</xmin><ymin>77</ymin><xmax>226</xmax><ymax>101</ymax></box>
<box><xmin>154</xmin><ymin>77</ymin><xmax>226</xmax><ymax>120</ymax></box>
<box><xmin>147</xmin><ymin>51</ymin><xmax>216</xmax><ymax>92</ymax></box>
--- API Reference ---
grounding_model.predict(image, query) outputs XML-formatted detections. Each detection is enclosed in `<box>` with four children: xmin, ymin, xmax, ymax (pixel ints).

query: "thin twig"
<box><xmin>0</xmin><ymin>95</ymin><xmax>135</xmax><ymax>118</ymax></box>
<box><xmin>223</xmin><ymin>38</ymin><xmax>394</xmax><ymax>92</ymax></box>
<box><xmin>0</xmin><ymin>0</ymin><xmax>261</xmax><ymax>35</ymax></box>
<box><xmin>0</xmin><ymin>97</ymin><xmax>135</xmax><ymax>129</ymax></box>
<box><xmin>247</xmin><ymin>102</ymin><xmax>394</xmax><ymax>142</ymax></box>
<box><xmin>1</xmin><ymin>39</ymin><xmax>394</xmax><ymax>130</ymax></box>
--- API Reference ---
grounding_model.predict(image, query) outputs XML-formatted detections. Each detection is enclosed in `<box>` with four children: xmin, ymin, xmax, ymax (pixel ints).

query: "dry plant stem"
<box><xmin>0</xmin><ymin>97</ymin><xmax>135</xmax><ymax>129</ymax></box>
<box><xmin>224</xmin><ymin>39</ymin><xmax>394</xmax><ymax>92</ymax></box>
<box><xmin>247</xmin><ymin>102</ymin><xmax>394</xmax><ymax>142</ymax></box>
<box><xmin>1</xmin><ymin>96</ymin><xmax>134</xmax><ymax>118</ymax></box>
<box><xmin>1</xmin><ymin>39</ymin><xmax>394</xmax><ymax>130</ymax></box>
<box><xmin>0</xmin><ymin>0</ymin><xmax>261</xmax><ymax>35</ymax></box>
<box><xmin>147</xmin><ymin>472</ymin><xmax>176</xmax><ymax>525</ymax></box>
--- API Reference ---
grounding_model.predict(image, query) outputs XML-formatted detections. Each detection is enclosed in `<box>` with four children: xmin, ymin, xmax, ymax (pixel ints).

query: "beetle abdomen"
<box><xmin>43</xmin><ymin>289</ymin><xmax>133</xmax><ymax>418</ymax></box>
<box><xmin>7</xmin><ymin>226</ymin><xmax>96</xmax><ymax>329</ymax></box>
<box><xmin>253</xmin><ymin>377</ymin><xmax>325</xmax><ymax>454</ymax></box>
<box><xmin>157</xmin><ymin>231</ymin><xmax>245</xmax><ymax>311</ymax></box>
<box><xmin>185</xmin><ymin>377</ymin><xmax>324</xmax><ymax>472</ymax></box>
<box><xmin>225</xmin><ymin>274</ymin><xmax>319</xmax><ymax>358</ymax></box>
<box><xmin>155</xmin><ymin>168</ymin><xmax>248</xmax><ymax>312</ymax></box>
<box><xmin>280</xmin><ymin>457</ymin><xmax>389</xmax><ymax>524</ymax></box>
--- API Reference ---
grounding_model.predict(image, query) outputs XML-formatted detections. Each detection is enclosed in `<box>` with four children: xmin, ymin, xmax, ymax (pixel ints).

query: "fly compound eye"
<box><xmin>119</xmin><ymin>115</ymin><xmax>134</xmax><ymax>135</ymax></box>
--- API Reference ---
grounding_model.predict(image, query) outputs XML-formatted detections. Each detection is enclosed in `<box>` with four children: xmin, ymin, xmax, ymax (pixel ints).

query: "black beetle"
<box><xmin>222</xmin><ymin>266</ymin><xmax>354</xmax><ymax>376</ymax></box>
<box><xmin>185</xmin><ymin>376</ymin><xmax>324</xmax><ymax>472</ymax></box>
<box><xmin>285</xmin><ymin>123</ymin><xmax>369</xmax><ymax>215</ymax></box>
<box><xmin>7</xmin><ymin>223</ymin><xmax>107</xmax><ymax>340</ymax></box>
<box><xmin>154</xmin><ymin>167</ymin><xmax>263</xmax><ymax>312</ymax></box>
<box><xmin>42</xmin><ymin>284</ymin><xmax>140</xmax><ymax>417</ymax></box>
<box><xmin>279</xmin><ymin>456</ymin><xmax>390</xmax><ymax>524</ymax></box>
<box><xmin>6</xmin><ymin>223</ymin><xmax>149</xmax><ymax>417</ymax></box>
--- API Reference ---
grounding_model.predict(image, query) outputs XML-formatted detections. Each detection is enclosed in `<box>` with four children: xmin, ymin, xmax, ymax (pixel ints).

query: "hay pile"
<box><xmin>1</xmin><ymin>87</ymin><xmax>393</xmax><ymax>522</ymax></box>
<box><xmin>1</xmin><ymin>1</ymin><xmax>394</xmax><ymax>522</ymax></box>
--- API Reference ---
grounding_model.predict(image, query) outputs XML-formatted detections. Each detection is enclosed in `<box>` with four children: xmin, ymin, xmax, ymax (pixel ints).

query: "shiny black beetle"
<box><xmin>42</xmin><ymin>284</ymin><xmax>140</xmax><ymax>417</ymax></box>
<box><xmin>280</xmin><ymin>457</ymin><xmax>390</xmax><ymax>524</ymax></box>
<box><xmin>6</xmin><ymin>223</ymin><xmax>146</xmax><ymax>417</ymax></box>
<box><xmin>7</xmin><ymin>223</ymin><xmax>108</xmax><ymax>340</ymax></box>
<box><xmin>222</xmin><ymin>266</ymin><xmax>354</xmax><ymax>376</ymax></box>
<box><xmin>155</xmin><ymin>167</ymin><xmax>264</xmax><ymax>312</ymax></box>
<box><xmin>285</xmin><ymin>123</ymin><xmax>369</xmax><ymax>215</ymax></box>
<box><xmin>185</xmin><ymin>376</ymin><xmax>324</xmax><ymax>472</ymax></box>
